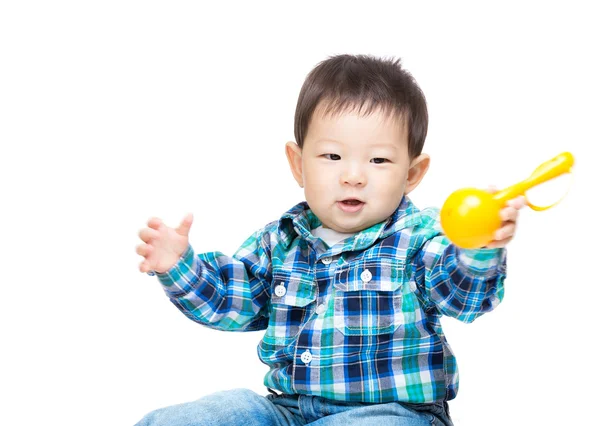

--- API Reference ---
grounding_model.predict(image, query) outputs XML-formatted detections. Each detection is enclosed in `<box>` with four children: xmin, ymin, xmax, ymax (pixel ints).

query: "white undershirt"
<box><xmin>311</xmin><ymin>225</ymin><xmax>357</xmax><ymax>248</ymax></box>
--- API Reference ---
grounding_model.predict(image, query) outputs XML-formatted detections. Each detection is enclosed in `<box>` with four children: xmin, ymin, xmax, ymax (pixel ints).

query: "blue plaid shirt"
<box><xmin>155</xmin><ymin>196</ymin><xmax>506</xmax><ymax>403</ymax></box>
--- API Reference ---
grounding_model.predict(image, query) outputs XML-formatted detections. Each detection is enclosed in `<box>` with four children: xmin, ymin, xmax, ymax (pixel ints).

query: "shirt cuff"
<box><xmin>149</xmin><ymin>245</ymin><xmax>199</xmax><ymax>295</ymax></box>
<box><xmin>456</xmin><ymin>246</ymin><xmax>507</xmax><ymax>278</ymax></box>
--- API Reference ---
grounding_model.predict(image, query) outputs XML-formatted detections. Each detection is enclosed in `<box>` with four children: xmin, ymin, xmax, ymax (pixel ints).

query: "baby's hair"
<box><xmin>294</xmin><ymin>54</ymin><xmax>428</xmax><ymax>159</ymax></box>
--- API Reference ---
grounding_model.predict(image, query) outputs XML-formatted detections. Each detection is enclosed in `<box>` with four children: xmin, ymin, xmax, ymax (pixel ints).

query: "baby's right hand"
<box><xmin>136</xmin><ymin>214</ymin><xmax>194</xmax><ymax>274</ymax></box>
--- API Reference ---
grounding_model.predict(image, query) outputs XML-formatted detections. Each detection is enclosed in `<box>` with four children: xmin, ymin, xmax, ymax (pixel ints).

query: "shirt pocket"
<box><xmin>333</xmin><ymin>259</ymin><xmax>406</xmax><ymax>336</ymax></box>
<box><xmin>263</xmin><ymin>270</ymin><xmax>317</xmax><ymax>345</ymax></box>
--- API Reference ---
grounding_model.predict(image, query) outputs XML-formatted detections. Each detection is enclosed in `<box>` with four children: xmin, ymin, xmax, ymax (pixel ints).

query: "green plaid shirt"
<box><xmin>155</xmin><ymin>196</ymin><xmax>506</xmax><ymax>403</ymax></box>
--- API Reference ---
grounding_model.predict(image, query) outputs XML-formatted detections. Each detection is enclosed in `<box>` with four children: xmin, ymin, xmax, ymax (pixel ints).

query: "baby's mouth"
<box><xmin>337</xmin><ymin>199</ymin><xmax>366</xmax><ymax>213</ymax></box>
<box><xmin>340</xmin><ymin>199</ymin><xmax>364</xmax><ymax>205</ymax></box>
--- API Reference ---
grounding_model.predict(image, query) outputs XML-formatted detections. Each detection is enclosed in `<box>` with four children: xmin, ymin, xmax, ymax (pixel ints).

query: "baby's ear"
<box><xmin>405</xmin><ymin>154</ymin><xmax>430</xmax><ymax>194</ymax></box>
<box><xmin>285</xmin><ymin>141</ymin><xmax>304</xmax><ymax>188</ymax></box>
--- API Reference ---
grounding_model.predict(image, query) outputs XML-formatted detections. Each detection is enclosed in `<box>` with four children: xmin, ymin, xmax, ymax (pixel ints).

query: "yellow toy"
<box><xmin>440</xmin><ymin>152</ymin><xmax>575</xmax><ymax>249</ymax></box>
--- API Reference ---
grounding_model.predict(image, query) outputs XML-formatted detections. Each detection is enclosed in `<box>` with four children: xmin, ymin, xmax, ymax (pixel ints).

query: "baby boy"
<box><xmin>135</xmin><ymin>54</ymin><xmax>524</xmax><ymax>426</ymax></box>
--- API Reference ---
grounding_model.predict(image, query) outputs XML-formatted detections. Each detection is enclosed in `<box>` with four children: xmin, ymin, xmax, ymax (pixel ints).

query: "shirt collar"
<box><xmin>277</xmin><ymin>196</ymin><xmax>423</xmax><ymax>253</ymax></box>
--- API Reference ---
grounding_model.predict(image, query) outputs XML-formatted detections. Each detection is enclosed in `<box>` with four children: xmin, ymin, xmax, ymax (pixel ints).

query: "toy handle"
<box><xmin>525</xmin><ymin>151</ymin><xmax>574</xmax><ymax>187</ymax></box>
<box><xmin>493</xmin><ymin>152</ymin><xmax>575</xmax><ymax>205</ymax></box>
<box><xmin>524</xmin><ymin>179</ymin><xmax>572</xmax><ymax>211</ymax></box>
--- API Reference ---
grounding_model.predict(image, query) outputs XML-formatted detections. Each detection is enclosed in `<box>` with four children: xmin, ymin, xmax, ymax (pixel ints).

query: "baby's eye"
<box><xmin>371</xmin><ymin>158</ymin><xmax>389</xmax><ymax>164</ymax></box>
<box><xmin>324</xmin><ymin>154</ymin><xmax>341</xmax><ymax>161</ymax></box>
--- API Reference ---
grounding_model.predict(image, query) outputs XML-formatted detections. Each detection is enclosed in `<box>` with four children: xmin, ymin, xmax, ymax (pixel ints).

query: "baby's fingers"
<box><xmin>176</xmin><ymin>213</ymin><xmax>194</xmax><ymax>237</ymax></box>
<box><xmin>485</xmin><ymin>238</ymin><xmax>511</xmax><ymax>249</ymax></box>
<box><xmin>139</xmin><ymin>228</ymin><xmax>160</xmax><ymax>243</ymax></box>
<box><xmin>139</xmin><ymin>260</ymin><xmax>153</xmax><ymax>273</ymax></box>
<box><xmin>494</xmin><ymin>223</ymin><xmax>516</xmax><ymax>241</ymax></box>
<box><xmin>507</xmin><ymin>196</ymin><xmax>526</xmax><ymax>210</ymax></box>
<box><xmin>499</xmin><ymin>196</ymin><xmax>525</xmax><ymax>222</ymax></box>
<box><xmin>485</xmin><ymin>223</ymin><xmax>517</xmax><ymax>248</ymax></box>
<box><xmin>136</xmin><ymin>243</ymin><xmax>153</xmax><ymax>257</ymax></box>
<box><xmin>147</xmin><ymin>217</ymin><xmax>163</xmax><ymax>230</ymax></box>
<box><xmin>500</xmin><ymin>206</ymin><xmax>520</xmax><ymax>222</ymax></box>
<box><xmin>137</xmin><ymin>244</ymin><xmax>156</xmax><ymax>273</ymax></box>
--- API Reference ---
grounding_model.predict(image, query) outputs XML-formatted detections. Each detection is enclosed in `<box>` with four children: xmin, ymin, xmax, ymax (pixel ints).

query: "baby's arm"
<box><xmin>140</xmin><ymin>221</ymin><xmax>273</xmax><ymax>332</ymax></box>
<box><xmin>415</xmin><ymin>198</ymin><xmax>523</xmax><ymax>322</ymax></box>
<box><xmin>416</xmin><ymin>238</ymin><xmax>506</xmax><ymax>323</ymax></box>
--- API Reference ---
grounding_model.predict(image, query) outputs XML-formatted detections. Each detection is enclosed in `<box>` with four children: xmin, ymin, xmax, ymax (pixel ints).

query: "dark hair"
<box><xmin>294</xmin><ymin>54</ymin><xmax>428</xmax><ymax>159</ymax></box>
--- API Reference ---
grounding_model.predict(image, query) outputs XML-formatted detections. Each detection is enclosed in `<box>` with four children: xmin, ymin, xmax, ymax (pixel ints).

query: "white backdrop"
<box><xmin>1</xmin><ymin>1</ymin><xmax>598</xmax><ymax>425</ymax></box>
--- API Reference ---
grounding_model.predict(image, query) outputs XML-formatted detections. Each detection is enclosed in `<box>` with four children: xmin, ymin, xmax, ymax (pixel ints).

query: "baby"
<box><xmin>135</xmin><ymin>54</ymin><xmax>524</xmax><ymax>426</ymax></box>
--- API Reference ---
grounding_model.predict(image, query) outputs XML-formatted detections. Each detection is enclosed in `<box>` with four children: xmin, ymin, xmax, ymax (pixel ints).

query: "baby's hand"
<box><xmin>485</xmin><ymin>192</ymin><xmax>526</xmax><ymax>249</ymax></box>
<box><xmin>136</xmin><ymin>214</ymin><xmax>194</xmax><ymax>274</ymax></box>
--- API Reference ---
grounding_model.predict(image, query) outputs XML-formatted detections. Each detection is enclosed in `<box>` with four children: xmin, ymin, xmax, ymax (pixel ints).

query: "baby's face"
<box><xmin>298</xmin><ymin>107</ymin><xmax>413</xmax><ymax>233</ymax></box>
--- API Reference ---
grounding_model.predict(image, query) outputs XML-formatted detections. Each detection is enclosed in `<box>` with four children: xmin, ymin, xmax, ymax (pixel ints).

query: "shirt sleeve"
<box><xmin>154</xmin><ymin>228</ymin><xmax>273</xmax><ymax>332</ymax></box>
<box><xmin>415</xmin><ymin>210</ymin><xmax>507</xmax><ymax>323</ymax></box>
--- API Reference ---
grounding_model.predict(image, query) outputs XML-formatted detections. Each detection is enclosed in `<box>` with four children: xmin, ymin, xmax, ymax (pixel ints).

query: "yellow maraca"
<box><xmin>440</xmin><ymin>152</ymin><xmax>575</xmax><ymax>249</ymax></box>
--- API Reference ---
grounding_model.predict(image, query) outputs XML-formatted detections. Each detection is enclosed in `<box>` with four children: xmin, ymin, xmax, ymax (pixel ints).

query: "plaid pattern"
<box><xmin>156</xmin><ymin>196</ymin><xmax>506</xmax><ymax>403</ymax></box>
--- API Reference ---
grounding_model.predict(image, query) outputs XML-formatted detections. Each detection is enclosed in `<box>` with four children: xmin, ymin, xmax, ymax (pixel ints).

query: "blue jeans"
<box><xmin>135</xmin><ymin>388</ymin><xmax>453</xmax><ymax>426</ymax></box>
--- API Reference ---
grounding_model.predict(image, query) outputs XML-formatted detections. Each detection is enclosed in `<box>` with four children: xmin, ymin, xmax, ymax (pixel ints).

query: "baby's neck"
<box><xmin>312</xmin><ymin>225</ymin><xmax>358</xmax><ymax>247</ymax></box>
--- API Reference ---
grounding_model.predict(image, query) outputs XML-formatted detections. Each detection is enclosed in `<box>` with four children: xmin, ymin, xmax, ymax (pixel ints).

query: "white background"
<box><xmin>1</xmin><ymin>1</ymin><xmax>598</xmax><ymax>425</ymax></box>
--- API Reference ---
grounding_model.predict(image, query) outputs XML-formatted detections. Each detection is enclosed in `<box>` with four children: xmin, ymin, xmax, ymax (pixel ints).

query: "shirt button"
<box><xmin>360</xmin><ymin>269</ymin><xmax>372</xmax><ymax>283</ymax></box>
<box><xmin>316</xmin><ymin>303</ymin><xmax>326</xmax><ymax>315</ymax></box>
<box><xmin>321</xmin><ymin>256</ymin><xmax>333</xmax><ymax>265</ymax></box>
<box><xmin>274</xmin><ymin>283</ymin><xmax>287</xmax><ymax>297</ymax></box>
<box><xmin>300</xmin><ymin>350</ymin><xmax>313</xmax><ymax>364</ymax></box>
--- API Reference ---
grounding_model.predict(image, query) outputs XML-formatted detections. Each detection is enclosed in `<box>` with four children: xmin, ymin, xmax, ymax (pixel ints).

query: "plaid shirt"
<box><xmin>155</xmin><ymin>196</ymin><xmax>506</xmax><ymax>403</ymax></box>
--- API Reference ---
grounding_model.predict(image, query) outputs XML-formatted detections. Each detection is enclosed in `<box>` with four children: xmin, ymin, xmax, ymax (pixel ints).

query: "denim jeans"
<box><xmin>135</xmin><ymin>388</ymin><xmax>453</xmax><ymax>426</ymax></box>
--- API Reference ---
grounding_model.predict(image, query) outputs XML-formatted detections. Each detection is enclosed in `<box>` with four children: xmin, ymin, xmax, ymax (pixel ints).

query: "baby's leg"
<box><xmin>135</xmin><ymin>388</ymin><xmax>302</xmax><ymax>426</ymax></box>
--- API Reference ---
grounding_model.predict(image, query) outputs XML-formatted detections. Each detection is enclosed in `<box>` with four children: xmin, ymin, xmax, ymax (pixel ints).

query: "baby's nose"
<box><xmin>341</xmin><ymin>166</ymin><xmax>366</xmax><ymax>186</ymax></box>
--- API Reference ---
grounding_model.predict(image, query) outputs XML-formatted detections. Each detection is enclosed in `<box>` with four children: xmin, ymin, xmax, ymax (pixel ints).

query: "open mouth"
<box><xmin>341</xmin><ymin>199</ymin><xmax>363</xmax><ymax>205</ymax></box>
<box><xmin>338</xmin><ymin>199</ymin><xmax>365</xmax><ymax>213</ymax></box>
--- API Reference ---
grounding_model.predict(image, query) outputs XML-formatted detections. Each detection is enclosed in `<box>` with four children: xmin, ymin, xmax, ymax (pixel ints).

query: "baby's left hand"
<box><xmin>485</xmin><ymin>194</ymin><xmax>526</xmax><ymax>249</ymax></box>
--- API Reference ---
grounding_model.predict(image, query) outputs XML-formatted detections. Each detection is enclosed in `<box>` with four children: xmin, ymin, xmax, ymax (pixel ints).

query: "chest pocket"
<box><xmin>333</xmin><ymin>259</ymin><xmax>408</xmax><ymax>336</ymax></box>
<box><xmin>264</xmin><ymin>270</ymin><xmax>316</xmax><ymax>345</ymax></box>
